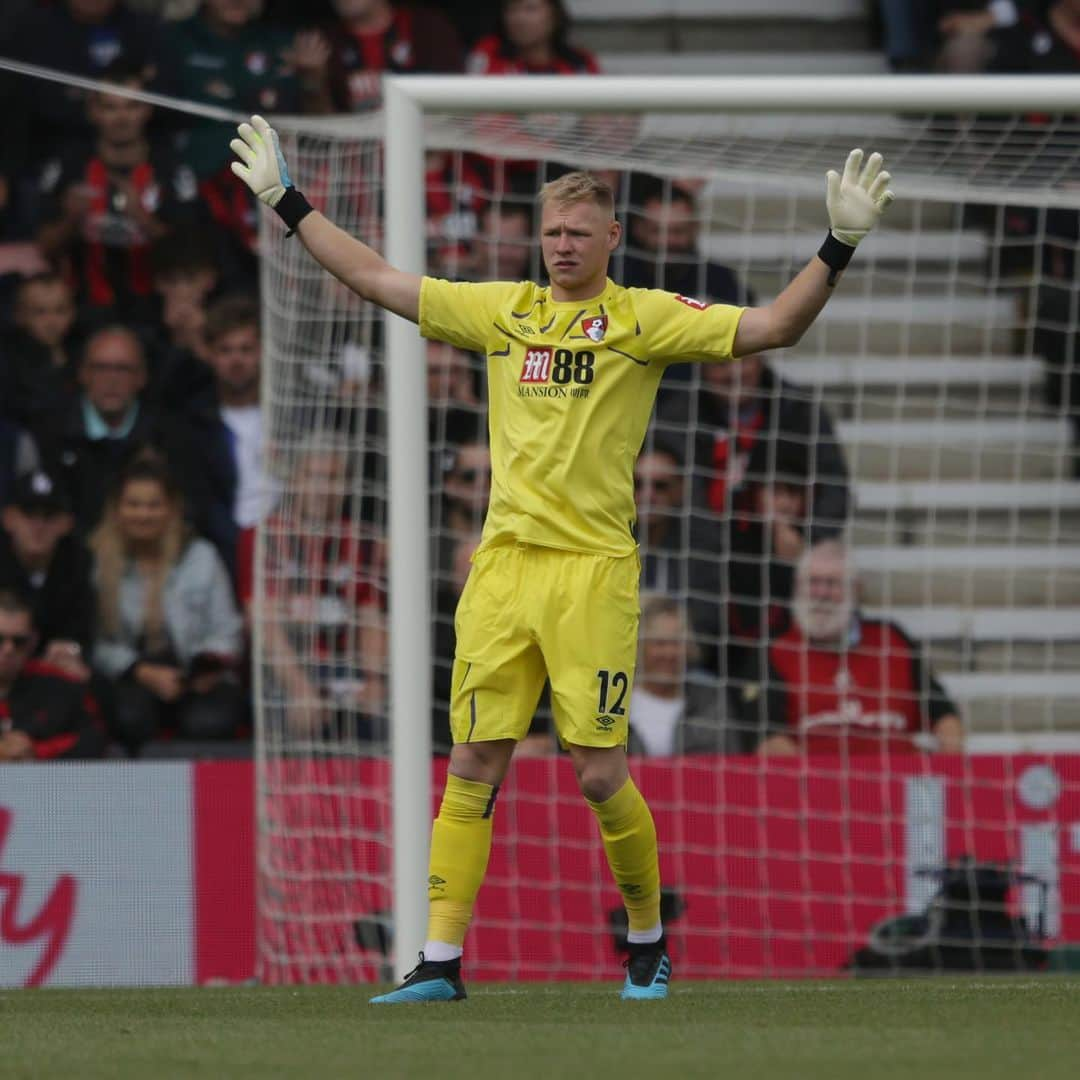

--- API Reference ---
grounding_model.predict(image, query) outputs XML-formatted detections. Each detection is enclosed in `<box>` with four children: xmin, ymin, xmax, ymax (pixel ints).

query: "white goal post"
<box><xmin>377</xmin><ymin>73</ymin><xmax>1080</xmax><ymax>970</ymax></box>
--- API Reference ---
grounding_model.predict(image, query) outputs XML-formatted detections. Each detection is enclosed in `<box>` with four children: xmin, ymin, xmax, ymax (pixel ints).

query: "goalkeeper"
<box><xmin>230</xmin><ymin>116</ymin><xmax>893</xmax><ymax>1003</ymax></box>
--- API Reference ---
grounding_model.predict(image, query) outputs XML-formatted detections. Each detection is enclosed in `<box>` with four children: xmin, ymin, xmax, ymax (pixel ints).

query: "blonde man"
<box><xmin>230</xmin><ymin>116</ymin><xmax>894</xmax><ymax>1002</ymax></box>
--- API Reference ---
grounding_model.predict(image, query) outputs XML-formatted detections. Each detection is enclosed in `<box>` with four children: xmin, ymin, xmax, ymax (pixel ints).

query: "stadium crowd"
<box><xmin>20</xmin><ymin>0</ymin><xmax>1079</xmax><ymax>760</ymax></box>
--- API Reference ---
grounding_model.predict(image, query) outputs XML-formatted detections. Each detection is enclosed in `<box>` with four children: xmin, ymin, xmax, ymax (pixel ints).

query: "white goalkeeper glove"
<box><xmin>230</xmin><ymin>115</ymin><xmax>313</xmax><ymax>233</ymax></box>
<box><xmin>825</xmin><ymin>147</ymin><xmax>894</xmax><ymax>247</ymax></box>
<box><xmin>230</xmin><ymin>115</ymin><xmax>291</xmax><ymax>206</ymax></box>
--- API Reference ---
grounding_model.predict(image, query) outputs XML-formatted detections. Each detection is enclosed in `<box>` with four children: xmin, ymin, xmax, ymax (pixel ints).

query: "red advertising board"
<box><xmin>3</xmin><ymin>757</ymin><xmax>1078</xmax><ymax>986</ymax></box>
<box><xmin>256</xmin><ymin>755</ymin><xmax>1080</xmax><ymax>983</ymax></box>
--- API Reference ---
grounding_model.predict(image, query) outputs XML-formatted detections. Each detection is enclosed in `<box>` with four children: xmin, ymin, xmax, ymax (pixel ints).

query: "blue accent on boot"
<box><xmin>621</xmin><ymin>946</ymin><xmax>671</xmax><ymax>1001</ymax></box>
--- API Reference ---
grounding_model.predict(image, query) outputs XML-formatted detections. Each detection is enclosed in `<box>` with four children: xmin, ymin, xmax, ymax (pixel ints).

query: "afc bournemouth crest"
<box><xmin>675</xmin><ymin>294</ymin><xmax>709</xmax><ymax>311</ymax></box>
<box><xmin>581</xmin><ymin>314</ymin><xmax>608</xmax><ymax>342</ymax></box>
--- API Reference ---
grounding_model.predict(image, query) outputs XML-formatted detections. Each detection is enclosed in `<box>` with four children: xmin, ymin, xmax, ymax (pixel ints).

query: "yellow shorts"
<box><xmin>449</xmin><ymin>543</ymin><xmax>640</xmax><ymax>749</ymax></box>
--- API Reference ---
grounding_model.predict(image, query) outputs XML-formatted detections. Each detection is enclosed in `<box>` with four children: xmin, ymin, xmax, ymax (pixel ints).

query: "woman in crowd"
<box><xmin>467</xmin><ymin>0</ymin><xmax>599</xmax><ymax>75</ymax></box>
<box><xmin>91</xmin><ymin>451</ymin><xmax>244</xmax><ymax>753</ymax></box>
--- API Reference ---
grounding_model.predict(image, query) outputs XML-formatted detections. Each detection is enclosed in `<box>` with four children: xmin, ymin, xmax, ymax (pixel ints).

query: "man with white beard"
<box><xmin>736</xmin><ymin>540</ymin><xmax>964</xmax><ymax>755</ymax></box>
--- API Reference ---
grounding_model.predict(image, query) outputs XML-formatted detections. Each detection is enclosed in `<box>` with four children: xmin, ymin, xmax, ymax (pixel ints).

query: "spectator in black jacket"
<box><xmin>986</xmin><ymin>0</ymin><xmax>1080</xmax><ymax>468</ymax></box>
<box><xmin>3</xmin><ymin>0</ymin><xmax>173</xmax><ymax>172</ymax></box>
<box><xmin>657</xmin><ymin>352</ymin><xmax>851</xmax><ymax>543</ymax></box>
<box><xmin>0</xmin><ymin>418</ymin><xmax>40</xmax><ymax>514</ymax></box>
<box><xmin>0</xmin><ymin>273</ymin><xmax>81</xmax><ymax>443</ymax></box>
<box><xmin>184</xmin><ymin>294</ymin><xmax>279</xmax><ymax>577</ymax></box>
<box><xmin>634</xmin><ymin>441</ymin><xmax>725</xmax><ymax>672</ymax></box>
<box><xmin>38</xmin><ymin>324</ymin><xmax>202</xmax><ymax>535</ymax></box>
<box><xmin>0</xmin><ymin>588</ymin><xmax>105</xmax><ymax>761</ymax></box>
<box><xmin>621</xmin><ymin>175</ymin><xmax>745</xmax><ymax>306</ymax></box>
<box><xmin>0</xmin><ymin>470</ymin><xmax>95</xmax><ymax>682</ymax></box>
<box><xmin>146</xmin><ymin>231</ymin><xmax>222</xmax><ymax>414</ymax></box>
<box><xmin>725</xmin><ymin>438</ymin><xmax>812</xmax><ymax>664</ymax></box>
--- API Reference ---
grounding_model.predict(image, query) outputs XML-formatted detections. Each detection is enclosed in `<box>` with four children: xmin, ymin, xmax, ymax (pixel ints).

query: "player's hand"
<box><xmin>0</xmin><ymin>731</ymin><xmax>34</xmax><ymax>761</ymax></box>
<box><xmin>826</xmin><ymin>148</ymin><xmax>894</xmax><ymax>247</ymax></box>
<box><xmin>230</xmin><ymin>115</ymin><xmax>293</xmax><ymax>208</ymax></box>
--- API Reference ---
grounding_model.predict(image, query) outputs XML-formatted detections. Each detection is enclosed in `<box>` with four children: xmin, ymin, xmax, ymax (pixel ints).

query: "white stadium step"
<box><xmin>855</xmin><ymin>546</ymin><xmax>1080</xmax><ymax>572</ymax></box>
<box><xmin>869</xmin><ymin>607</ymin><xmax>1080</xmax><ymax>642</ymax></box>
<box><xmin>838</xmin><ymin>418</ymin><xmax>1070</xmax><ymax>446</ymax></box>
<box><xmin>856</xmin><ymin>481</ymin><xmax>1080</xmax><ymax>512</ymax></box>
<box><xmin>570</xmin><ymin>0</ymin><xmax>865</xmax><ymax>19</ymax></box>
<box><xmin>840</xmin><ymin>419</ymin><xmax>1071</xmax><ymax>482</ymax></box>
<box><xmin>941</xmin><ymin>672</ymin><xmax>1080</xmax><ymax>700</ymax></box>
<box><xmin>699</xmin><ymin>181</ymin><xmax>956</xmax><ymax>231</ymax></box>
<box><xmin>798</xmin><ymin>295</ymin><xmax>1019</xmax><ymax>355</ymax></box>
<box><xmin>703</xmin><ymin>230</ymin><xmax>987</xmax><ymax>264</ymax></box>
<box><xmin>577</xmin><ymin>0</ymin><xmax>867</xmax><ymax>18</ymax></box>
<box><xmin>599</xmin><ymin>51</ymin><xmax>888</xmax><ymax>75</ymax></box>
<box><xmin>774</xmin><ymin>356</ymin><xmax>1043</xmax><ymax>389</ymax></box>
<box><xmin>940</xmin><ymin>673</ymin><xmax>1080</xmax><ymax>737</ymax></box>
<box><xmin>856</xmin><ymin>546</ymin><xmax>1080</xmax><ymax>606</ymax></box>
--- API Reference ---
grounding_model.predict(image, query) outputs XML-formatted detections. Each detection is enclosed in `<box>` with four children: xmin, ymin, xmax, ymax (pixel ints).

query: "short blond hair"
<box><xmin>538</xmin><ymin>171</ymin><xmax>614</xmax><ymax>215</ymax></box>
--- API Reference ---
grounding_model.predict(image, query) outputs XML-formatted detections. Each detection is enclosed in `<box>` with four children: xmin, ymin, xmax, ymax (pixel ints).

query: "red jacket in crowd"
<box><xmin>743</xmin><ymin>618</ymin><xmax>958</xmax><ymax>754</ymax></box>
<box><xmin>0</xmin><ymin>660</ymin><xmax>105</xmax><ymax>760</ymax></box>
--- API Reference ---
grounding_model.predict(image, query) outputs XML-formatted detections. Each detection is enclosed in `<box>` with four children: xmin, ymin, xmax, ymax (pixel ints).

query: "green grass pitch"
<box><xmin>4</xmin><ymin>978</ymin><xmax>1079</xmax><ymax>1079</ymax></box>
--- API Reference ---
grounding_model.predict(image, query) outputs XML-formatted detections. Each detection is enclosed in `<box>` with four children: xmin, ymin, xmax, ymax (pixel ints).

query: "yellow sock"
<box><xmin>586</xmin><ymin>777</ymin><xmax>661</xmax><ymax>935</ymax></box>
<box><xmin>426</xmin><ymin>773</ymin><xmax>498</xmax><ymax>948</ymax></box>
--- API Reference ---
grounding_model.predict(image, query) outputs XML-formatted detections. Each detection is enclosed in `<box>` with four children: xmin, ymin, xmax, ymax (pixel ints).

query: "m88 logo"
<box><xmin>519</xmin><ymin>347</ymin><xmax>595</xmax><ymax>385</ymax></box>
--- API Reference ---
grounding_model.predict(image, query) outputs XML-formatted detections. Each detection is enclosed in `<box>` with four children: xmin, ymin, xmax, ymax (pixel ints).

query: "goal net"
<box><xmin>256</xmin><ymin>80</ymin><xmax>1080</xmax><ymax>983</ymax></box>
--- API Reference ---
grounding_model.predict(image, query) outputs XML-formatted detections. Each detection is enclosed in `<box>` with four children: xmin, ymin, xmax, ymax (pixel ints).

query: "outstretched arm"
<box><xmin>733</xmin><ymin>149</ymin><xmax>894</xmax><ymax>357</ymax></box>
<box><xmin>230</xmin><ymin>115</ymin><xmax>422</xmax><ymax>323</ymax></box>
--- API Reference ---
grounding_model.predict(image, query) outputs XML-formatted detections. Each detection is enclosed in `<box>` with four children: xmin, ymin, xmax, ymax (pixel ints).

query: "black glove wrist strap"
<box><xmin>817</xmin><ymin>230</ymin><xmax>855</xmax><ymax>287</ymax></box>
<box><xmin>274</xmin><ymin>187</ymin><xmax>314</xmax><ymax>236</ymax></box>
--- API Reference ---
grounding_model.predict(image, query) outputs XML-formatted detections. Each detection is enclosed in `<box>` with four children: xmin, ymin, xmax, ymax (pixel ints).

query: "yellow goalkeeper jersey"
<box><xmin>419</xmin><ymin>276</ymin><xmax>744</xmax><ymax>557</ymax></box>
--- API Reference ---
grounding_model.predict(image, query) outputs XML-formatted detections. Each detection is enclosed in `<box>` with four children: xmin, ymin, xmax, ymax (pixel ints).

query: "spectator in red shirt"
<box><xmin>36</xmin><ymin>59</ymin><xmax>207</xmax><ymax>318</ymax></box>
<box><xmin>465</xmin><ymin>0</ymin><xmax>600</xmax><ymax>195</ymax></box>
<box><xmin>736</xmin><ymin>540</ymin><xmax>964</xmax><ymax>756</ymax></box>
<box><xmin>425</xmin><ymin>151</ymin><xmax>489</xmax><ymax>276</ymax></box>
<box><xmin>296</xmin><ymin>0</ymin><xmax>464</xmax><ymax>114</ymax></box>
<box><xmin>467</xmin><ymin>0</ymin><xmax>599</xmax><ymax>75</ymax></box>
<box><xmin>0</xmin><ymin>588</ymin><xmax>105</xmax><ymax>762</ymax></box>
